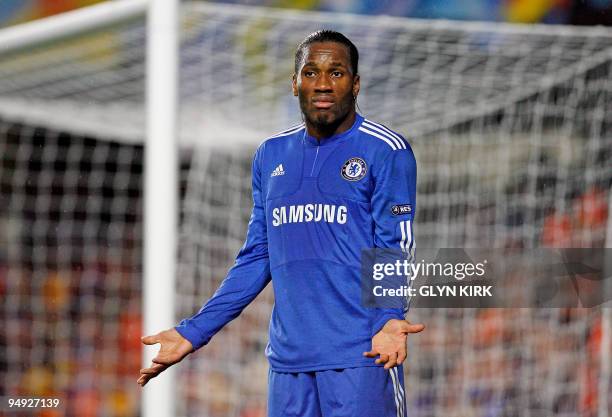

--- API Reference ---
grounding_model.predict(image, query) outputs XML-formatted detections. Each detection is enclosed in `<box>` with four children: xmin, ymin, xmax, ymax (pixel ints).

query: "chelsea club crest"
<box><xmin>341</xmin><ymin>157</ymin><xmax>367</xmax><ymax>181</ymax></box>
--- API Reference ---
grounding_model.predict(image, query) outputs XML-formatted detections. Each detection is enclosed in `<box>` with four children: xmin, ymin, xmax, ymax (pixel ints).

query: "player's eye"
<box><xmin>304</xmin><ymin>70</ymin><xmax>316</xmax><ymax>77</ymax></box>
<box><xmin>331</xmin><ymin>71</ymin><xmax>343</xmax><ymax>77</ymax></box>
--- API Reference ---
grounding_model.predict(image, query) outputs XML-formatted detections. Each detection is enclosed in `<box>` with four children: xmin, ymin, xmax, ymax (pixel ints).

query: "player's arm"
<box><xmin>173</xmin><ymin>144</ymin><xmax>271</xmax><ymax>348</ymax></box>
<box><xmin>138</xmin><ymin>145</ymin><xmax>271</xmax><ymax>386</ymax></box>
<box><xmin>363</xmin><ymin>143</ymin><xmax>424</xmax><ymax>369</ymax></box>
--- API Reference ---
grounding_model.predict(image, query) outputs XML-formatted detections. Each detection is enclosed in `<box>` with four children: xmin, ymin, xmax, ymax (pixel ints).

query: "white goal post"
<box><xmin>0</xmin><ymin>2</ymin><xmax>611</xmax><ymax>417</ymax></box>
<box><xmin>0</xmin><ymin>1</ymin><xmax>179</xmax><ymax>417</ymax></box>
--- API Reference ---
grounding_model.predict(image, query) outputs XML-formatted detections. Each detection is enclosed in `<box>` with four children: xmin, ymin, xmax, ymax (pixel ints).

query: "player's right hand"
<box><xmin>138</xmin><ymin>328</ymin><xmax>194</xmax><ymax>387</ymax></box>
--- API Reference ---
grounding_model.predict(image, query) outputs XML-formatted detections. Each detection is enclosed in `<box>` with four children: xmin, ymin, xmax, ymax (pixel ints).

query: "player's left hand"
<box><xmin>363</xmin><ymin>319</ymin><xmax>424</xmax><ymax>370</ymax></box>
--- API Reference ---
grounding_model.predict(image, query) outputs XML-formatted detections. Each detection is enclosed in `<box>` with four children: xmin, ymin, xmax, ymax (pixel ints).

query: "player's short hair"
<box><xmin>294</xmin><ymin>30</ymin><xmax>359</xmax><ymax>76</ymax></box>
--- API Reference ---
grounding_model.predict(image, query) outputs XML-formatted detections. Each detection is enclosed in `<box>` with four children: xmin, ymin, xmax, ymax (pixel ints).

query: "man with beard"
<box><xmin>139</xmin><ymin>30</ymin><xmax>423</xmax><ymax>417</ymax></box>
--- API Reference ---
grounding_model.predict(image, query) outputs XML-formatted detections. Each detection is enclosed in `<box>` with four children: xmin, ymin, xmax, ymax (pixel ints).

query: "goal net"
<box><xmin>0</xmin><ymin>2</ymin><xmax>610</xmax><ymax>417</ymax></box>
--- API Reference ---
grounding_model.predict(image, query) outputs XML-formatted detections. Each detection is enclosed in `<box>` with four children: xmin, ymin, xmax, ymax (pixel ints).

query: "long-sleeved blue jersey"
<box><xmin>176</xmin><ymin>113</ymin><xmax>416</xmax><ymax>372</ymax></box>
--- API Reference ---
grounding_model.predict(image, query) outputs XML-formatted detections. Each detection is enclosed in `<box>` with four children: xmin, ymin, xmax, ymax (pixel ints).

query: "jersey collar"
<box><xmin>303</xmin><ymin>113</ymin><xmax>364</xmax><ymax>147</ymax></box>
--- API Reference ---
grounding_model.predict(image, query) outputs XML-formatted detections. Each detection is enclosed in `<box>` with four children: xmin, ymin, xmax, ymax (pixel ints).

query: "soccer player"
<box><xmin>138</xmin><ymin>30</ymin><xmax>424</xmax><ymax>417</ymax></box>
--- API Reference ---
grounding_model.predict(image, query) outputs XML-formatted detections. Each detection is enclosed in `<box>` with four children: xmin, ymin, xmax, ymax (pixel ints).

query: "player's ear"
<box><xmin>292</xmin><ymin>74</ymin><xmax>298</xmax><ymax>97</ymax></box>
<box><xmin>353</xmin><ymin>73</ymin><xmax>360</xmax><ymax>98</ymax></box>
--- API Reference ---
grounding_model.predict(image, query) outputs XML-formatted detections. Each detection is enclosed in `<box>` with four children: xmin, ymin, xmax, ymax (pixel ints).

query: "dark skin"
<box><xmin>292</xmin><ymin>42</ymin><xmax>360</xmax><ymax>140</ymax></box>
<box><xmin>138</xmin><ymin>41</ymin><xmax>424</xmax><ymax>387</ymax></box>
<box><xmin>137</xmin><ymin>329</ymin><xmax>193</xmax><ymax>386</ymax></box>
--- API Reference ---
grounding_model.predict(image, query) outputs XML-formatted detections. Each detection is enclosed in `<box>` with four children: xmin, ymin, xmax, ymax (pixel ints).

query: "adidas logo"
<box><xmin>271</xmin><ymin>164</ymin><xmax>285</xmax><ymax>177</ymax></box>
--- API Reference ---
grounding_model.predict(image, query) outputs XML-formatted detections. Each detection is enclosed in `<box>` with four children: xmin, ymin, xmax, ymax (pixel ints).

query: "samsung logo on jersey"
<box><xmin>272</xmin><ymin>204</ymin><xmax>347</xmax><ymax>226</ymax></box>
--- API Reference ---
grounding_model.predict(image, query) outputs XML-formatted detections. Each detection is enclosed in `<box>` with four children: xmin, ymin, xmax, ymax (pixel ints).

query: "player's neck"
<box><xmin>306</xmin><ymin>110</ymin><xmax>356</xmax><ymax>142</ymax></box>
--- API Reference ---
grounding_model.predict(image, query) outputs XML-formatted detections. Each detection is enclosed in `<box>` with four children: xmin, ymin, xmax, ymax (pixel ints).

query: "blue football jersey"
<box><xmin>176</xmin><ymin>113</ymin><xmax>417</xmax><ymax>372</ymax></box>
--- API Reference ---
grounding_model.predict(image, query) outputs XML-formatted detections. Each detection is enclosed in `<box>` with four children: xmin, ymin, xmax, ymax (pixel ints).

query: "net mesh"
<box><xmin>0</xmin><ymin>2</ymin><xmax>611</xmax><ymax>417</ymax></box>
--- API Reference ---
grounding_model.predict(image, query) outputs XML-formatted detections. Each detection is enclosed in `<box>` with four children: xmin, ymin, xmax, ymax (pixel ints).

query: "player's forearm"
<box><xmin>175</xmin><ymin>249</ymin><xmax>271</xmax><ymax>350</ymax></box>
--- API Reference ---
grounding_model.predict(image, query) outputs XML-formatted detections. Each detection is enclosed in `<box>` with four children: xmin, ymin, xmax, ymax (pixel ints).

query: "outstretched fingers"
<box><xmin>140</xmin><ymin>363</ymin><xmax>165</xmax><ymax>374</ymax></box>
<box><xmin>364</xmin><ymin>350</ymin><xmax>406</xmax><ymax>369</ymax></box>
<box><xmin>138</xmin><ymin>362</ymin><xmax>167</xmax><ymax>386</ymax></box>
<box><xmin>138</xmin><ymin>373</ymin><xmax>157</xmax><ymax>387</ymax></box>
<box><xmin>405</xmin><ymin>322</ymin><xmax>425</xmax><ymax>334</ymax></box>
<box><xmin>384</xmin><ymin>352</ymin><xmax>398</xmax><ymax>369</ymax></box>
<box><xmin>141</xmin><ymin>334</ymin><xmax>160</xmax><ymax>345</ymax></box>
<box><xmin>152</xmin><ymin>355</ymin><xmax>175</xmax><ymax>366</ymax></box>
<box><xmin>375</xmin><ymin>353</ymin><xmax>389</xmax><ymax>365</ymax></box>
<box><xmin>396</xmin><ymin>347</ymin><xmax>407</xmax><ymax>365</ymax></box>
<box><xmin>363</xmin><ymin>350</ymin><xmax>379</xmax><ymax>358</ymax></box>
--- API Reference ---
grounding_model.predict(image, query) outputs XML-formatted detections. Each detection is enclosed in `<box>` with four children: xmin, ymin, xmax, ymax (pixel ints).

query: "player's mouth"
<box><xmin>313</xmin><ymin>97</ymin><xmax>334</xmax><ymax>110</ymax></box>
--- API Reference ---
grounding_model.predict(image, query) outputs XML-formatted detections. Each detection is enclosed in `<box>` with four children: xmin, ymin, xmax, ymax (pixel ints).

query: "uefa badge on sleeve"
<box><xmin>391</xmin><ymin>204</ymin><xmax>412</xmax><ymax>216</ymax></box>
<box><xmin>341</xmin><ymin>157</ymin><xmax>367</xmax><ymax>181</ymax></box>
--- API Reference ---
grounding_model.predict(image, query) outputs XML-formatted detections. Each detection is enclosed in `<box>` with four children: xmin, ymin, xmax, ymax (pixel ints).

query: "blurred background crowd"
<box><xmin>1</xmin><ymin>0</ymin><xmax>612</xmax><ymax>27</ymax></box>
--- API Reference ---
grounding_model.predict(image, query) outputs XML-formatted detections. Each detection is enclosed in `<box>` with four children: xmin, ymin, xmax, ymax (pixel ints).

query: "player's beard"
<box><xmin>300</xmin><ymin>93</ymin><xmax>354</xmax><ymax>135</ymax></box>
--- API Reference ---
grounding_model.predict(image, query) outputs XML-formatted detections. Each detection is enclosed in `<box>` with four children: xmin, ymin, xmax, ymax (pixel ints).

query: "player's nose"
<box><xmin>314</xmin><ymin>74</ymin><xmax>333</xmax><ymax>92</ymax></box>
